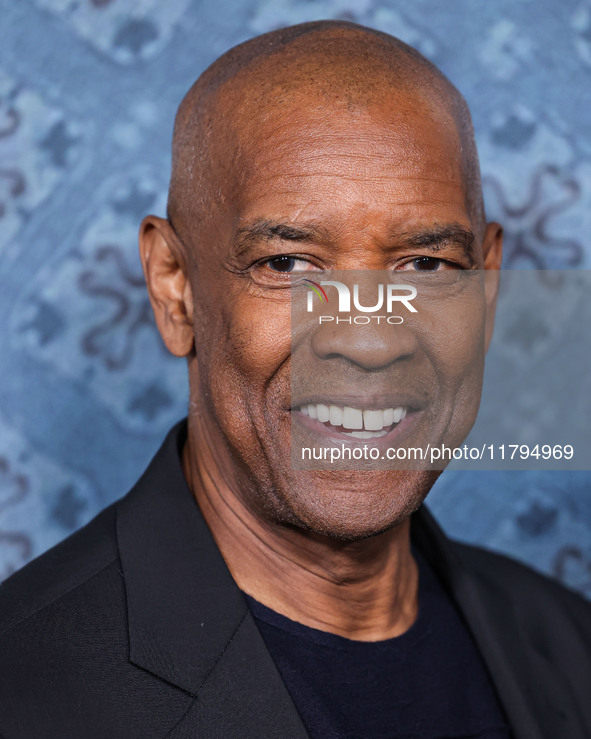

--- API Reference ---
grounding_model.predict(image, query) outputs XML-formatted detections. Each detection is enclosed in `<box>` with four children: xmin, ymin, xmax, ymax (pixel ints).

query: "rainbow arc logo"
<box><xmin>303</xmin><ymin>279</ymin><xmax>329</xmax><ymax>303</ymax></box>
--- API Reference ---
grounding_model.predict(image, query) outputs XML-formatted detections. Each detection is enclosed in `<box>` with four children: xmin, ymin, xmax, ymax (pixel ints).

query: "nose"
<box><xmin>311</xmin><ymin>314</ymin><xmax>419</xmax><ymax>370</ymax></box>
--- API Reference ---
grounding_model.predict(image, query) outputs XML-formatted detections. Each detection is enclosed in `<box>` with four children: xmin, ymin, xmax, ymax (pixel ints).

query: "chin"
<box><xmin>273</xmin><ymin>469</ymin><xmax>441</xmax><ymax>543</ymax></box>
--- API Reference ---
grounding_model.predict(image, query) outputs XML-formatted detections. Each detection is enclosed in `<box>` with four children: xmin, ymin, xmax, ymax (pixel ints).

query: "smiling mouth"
<box><xmin>296</xmin><ymin>403</ymin><xmax>408</xmax><ymax>440</ymax></box>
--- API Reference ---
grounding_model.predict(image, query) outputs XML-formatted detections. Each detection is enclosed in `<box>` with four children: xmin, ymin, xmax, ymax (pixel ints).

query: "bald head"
<box><xmin>167</xmin><ymin>21</ymin><xmax>485</xmax><ymax>241</ymax></box>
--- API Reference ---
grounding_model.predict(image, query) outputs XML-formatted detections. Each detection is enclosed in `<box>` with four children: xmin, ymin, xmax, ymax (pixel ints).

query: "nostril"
<box><xmin>310</xmin><ymin>321</ymin><xmax>419</xmax><ymax>371</ymax></box>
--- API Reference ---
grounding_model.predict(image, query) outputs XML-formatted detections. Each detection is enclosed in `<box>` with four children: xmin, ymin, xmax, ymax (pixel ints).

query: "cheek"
<box><xmin>220</xmin><ymin>295</ymin><xmax>292</xmax><ymax>381</ymax></box>
<box><xmin>194</xmin><ymin>290</ymin><xmax>293</xmax><ymax>423</ymax></box>
<box><xmin>418</xmin><ymin>291</ymin><xmax>486</xmax><ymax>386</ymax></box>
<box><xmin>423</xmin><ymin>297</ymin><xmax>487</xmax><ymax>447</ymax></box>
<box><xmin>414</xmin><ymin>294</ymin><xmax>486</xmax><ymax>449</ymax></box>
<box><xmin>431</xmin><ymin>318</ymin><xmax>485</xmax><ymax>380</ymax></box>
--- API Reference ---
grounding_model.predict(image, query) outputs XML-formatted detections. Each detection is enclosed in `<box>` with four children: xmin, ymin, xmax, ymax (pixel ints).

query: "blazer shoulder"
<box><xmin>0</xmin><ymin>499</ymin><xmax>119</xmax><ymax>637</ymax></box>
<box><xmin>452</xmin><ymin>539</ymin><xmax>591</xmax><ymax>633</ymax></box>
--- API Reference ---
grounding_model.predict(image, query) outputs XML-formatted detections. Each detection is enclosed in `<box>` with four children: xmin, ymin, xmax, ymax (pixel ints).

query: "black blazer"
<box><xmin>0</xmin><ymin>421</ymin><xmax>590</xmax><ymax>738</ymax></box>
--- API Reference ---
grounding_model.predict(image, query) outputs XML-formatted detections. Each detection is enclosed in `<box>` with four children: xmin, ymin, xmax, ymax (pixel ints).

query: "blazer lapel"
<box><xmin>412</xmin><ymin>506</ymin><xmax>580</xmax><ymax>739</ymax></box>
<box><xmin>166</xmin><ymin>612</ymin><xmax>310</xmax><ymax>738</ymax></box>
<box><xmin>116</xmin><ymin>421</ymin><xmax>308</xmax><ymax>737</ymax></box>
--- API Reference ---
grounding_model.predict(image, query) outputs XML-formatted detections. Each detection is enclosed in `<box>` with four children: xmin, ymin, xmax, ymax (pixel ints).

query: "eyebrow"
<box><xmin>234</xmin><ymin>220</ymin><xmax>330</xmax><ymax>253</ymax></box>
<box><xmin>400</xmin><ymin>224</ymin><xmax>476</xmax><ymax>254</ymax></box>
<box><xmin>234</xmin><ymin>219</ymin><xmax>476</xmax><ymax>257</ymax></box>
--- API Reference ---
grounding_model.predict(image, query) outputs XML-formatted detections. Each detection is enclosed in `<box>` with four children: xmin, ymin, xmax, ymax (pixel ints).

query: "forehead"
<box><xmin>224</xmin><ymin>92</ymin><xmax>468</xmax><ymax>231</ymax></box>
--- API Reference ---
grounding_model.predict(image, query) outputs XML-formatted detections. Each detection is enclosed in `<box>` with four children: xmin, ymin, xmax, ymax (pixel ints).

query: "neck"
<box><xmin>182</xmin><ymin>426</ymin><xmax>419</xmax><ymax>642</ymax></box>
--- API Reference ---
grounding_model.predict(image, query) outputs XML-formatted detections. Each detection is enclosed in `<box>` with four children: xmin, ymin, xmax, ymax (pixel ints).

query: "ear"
<box><xmin>139</xmin><ymin>215</ymin><xmax>195</xmax><ymax>357</ymax></box>
<box><xmin>481</xmin><ymin>221</ymin><xmax>503</xmax><ymax>352</ymax></box>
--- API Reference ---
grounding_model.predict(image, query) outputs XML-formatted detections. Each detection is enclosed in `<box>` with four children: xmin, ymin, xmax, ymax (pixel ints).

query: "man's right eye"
<box><xmin>266</xmin><ymin>256</ymin><xmax>297</xmax><ymax>272</ymax></box>
<box><xmin>265</xmin><ymin>256</ymin><xmax>313</xmax><ymax>272</ymax></box>
<box><xmin>248</xmin><ymin>254</ymin><xmax>322</xmax><ymax>289</ymax></box>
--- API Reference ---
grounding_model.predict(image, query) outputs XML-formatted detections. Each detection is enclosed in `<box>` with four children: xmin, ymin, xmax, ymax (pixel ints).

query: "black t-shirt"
<box><xmin>245</xmin><ymin>548</ymin><xmax>512</xmax><ymax>739</ymax></box>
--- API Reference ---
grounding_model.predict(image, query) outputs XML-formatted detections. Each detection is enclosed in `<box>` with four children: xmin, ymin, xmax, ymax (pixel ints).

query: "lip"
<box><xmin>291</xmin><ymin>406</ymin><xmax>420</xmax><ymax>445</ymax></box>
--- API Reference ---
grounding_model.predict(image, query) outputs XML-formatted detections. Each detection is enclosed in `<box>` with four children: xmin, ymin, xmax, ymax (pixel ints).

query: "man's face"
<box><xmin>181</xmin><ymin>91</ymin><xmax>499</xmax><ymax>539</ymax></box>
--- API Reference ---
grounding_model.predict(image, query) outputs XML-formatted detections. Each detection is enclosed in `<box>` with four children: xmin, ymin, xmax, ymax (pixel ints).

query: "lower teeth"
<box><xmin>341</xmin><ymin>429</ymin><xmax>389</xmax><ymax>439</ymax></box>
<box><xmin>314</xmin><ymin>421</ymin><xmax>396</xmax><ymax>439</ymax></box>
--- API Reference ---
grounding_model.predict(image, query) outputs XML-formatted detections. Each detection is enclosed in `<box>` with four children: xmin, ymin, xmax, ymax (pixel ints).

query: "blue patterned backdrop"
<box><xmin>1</xmin><ymin>0</ymin><xmax>590</xmax><ymax>597</ymax></box>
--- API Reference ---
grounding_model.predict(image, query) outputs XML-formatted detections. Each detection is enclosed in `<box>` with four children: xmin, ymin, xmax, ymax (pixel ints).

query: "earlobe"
<box><xmin>139</xmin><ymin>215</ymin><xmax>195</xmax><ymax>357</ymax></box>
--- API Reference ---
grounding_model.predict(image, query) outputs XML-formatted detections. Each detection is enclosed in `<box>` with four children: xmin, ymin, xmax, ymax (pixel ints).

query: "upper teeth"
<box><xmin>299</xmin><ymin>404</ymin><xmax>407</xmax><ymax>431</ymax></box>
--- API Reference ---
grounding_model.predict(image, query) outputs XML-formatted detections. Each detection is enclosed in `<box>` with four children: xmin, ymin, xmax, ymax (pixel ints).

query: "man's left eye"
<box><xmin>401</xmin><ymin>257</ymin><xmax>456</xmax><ymax>271</ymax></box>
<box><xmin>265</xmin><ymin>256</ymin><xmax>314</xmax><ymax>272</ymax></box>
